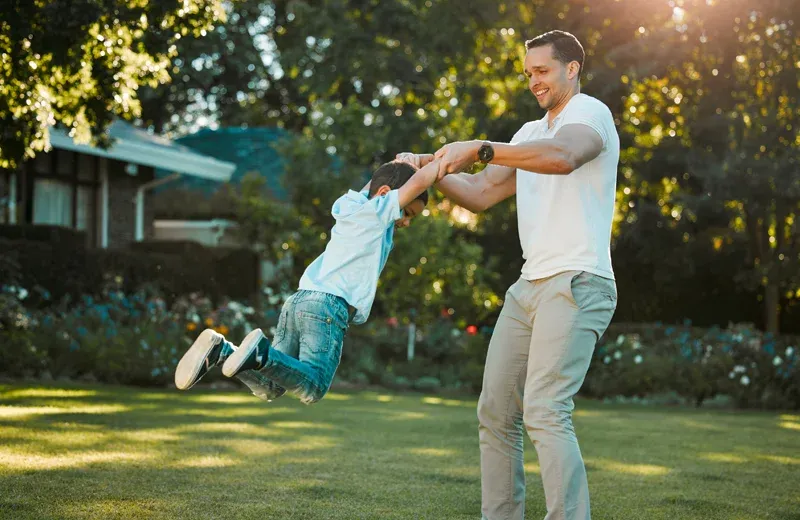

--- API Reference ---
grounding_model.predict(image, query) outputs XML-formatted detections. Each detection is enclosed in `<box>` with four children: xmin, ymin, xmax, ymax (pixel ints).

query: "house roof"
<box><xmin>49</xmin><ymin>120</ymin><xmax>235</xmax><ymax>182</ymax></box>
<box><xmin>169</xmin><ymin>127</ymin><xmax>289</xmax><ymax>200</ymax></box>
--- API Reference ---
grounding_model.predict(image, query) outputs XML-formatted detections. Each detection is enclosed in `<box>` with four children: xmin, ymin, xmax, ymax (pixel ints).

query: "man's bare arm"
<box><xmin>490</xmin><ymin>124</ymin><xmax>603</xmax><ymax>174</ymax></box>
<box><xmin>435</xmin><ymin>124</ymin><xmax>604</xmax><ymax>176</ymax></box>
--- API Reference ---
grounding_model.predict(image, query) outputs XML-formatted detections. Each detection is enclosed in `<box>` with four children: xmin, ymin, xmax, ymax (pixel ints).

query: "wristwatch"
<box><xmin>477</xmin><ymin>142</ymin><xmax>494</xmax><ymax>164</ymax></box>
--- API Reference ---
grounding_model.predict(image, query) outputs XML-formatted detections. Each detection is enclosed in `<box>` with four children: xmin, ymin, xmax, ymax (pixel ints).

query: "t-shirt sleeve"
<box><xmin>560</xmin><ymin>96</ymin><xmax>612</xmax><ymax>149</ymax></box>
<box><xmin>510</xmin><ymin>122</ymin><xmax>534</xmax><ymax>145</ymax></box>
<box><xmin>364</xmin><ymin>189</ymin><xmax>402</xmax><ymax>227</ymax></box>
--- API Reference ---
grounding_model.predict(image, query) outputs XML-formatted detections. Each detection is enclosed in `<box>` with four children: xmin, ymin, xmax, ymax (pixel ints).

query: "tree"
<box><xmin>137</xmin><ymin>0</ymin><xmax>309</xmax><ymax>134</ymax></box>
<box><xmin>0</xmin><ymin>0</ymin><xmax>224</xmax><ymax>169</ymax></box>
<box><xmin>618</xmin><ymin>0</ymin><xmax>799</xmax><ymax>333</ymax></box>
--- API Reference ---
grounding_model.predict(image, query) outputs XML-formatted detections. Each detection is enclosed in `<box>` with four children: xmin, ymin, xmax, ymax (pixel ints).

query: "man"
<box><xmin>399</xmin><ymin>30</ymin><xmax>619</xmax><ymax>520</ymax></box>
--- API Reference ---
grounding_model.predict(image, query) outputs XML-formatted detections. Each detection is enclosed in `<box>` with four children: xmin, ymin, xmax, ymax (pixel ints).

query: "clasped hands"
<box><xmin>396</xmin><ymin>140</ymin><xmax>483</xmax><ymax>182</ymax></box>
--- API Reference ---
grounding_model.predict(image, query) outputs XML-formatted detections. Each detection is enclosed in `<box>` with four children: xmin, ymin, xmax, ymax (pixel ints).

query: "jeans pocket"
<box><xmin>298</xmin><ymin>311</ymin><xmax>333</xmax><ymax>354</ymax></box>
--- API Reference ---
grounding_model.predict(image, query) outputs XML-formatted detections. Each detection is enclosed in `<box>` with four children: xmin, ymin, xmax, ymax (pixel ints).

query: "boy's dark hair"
<box><xmin>525</xmin><ymin>30</ymin><xmax>585</xmax><ymax>79</ymax></box>
<box><xmin>368</xmin><ymin>161</ymin><xmax>429</xmax><ymax>206</ymax></box>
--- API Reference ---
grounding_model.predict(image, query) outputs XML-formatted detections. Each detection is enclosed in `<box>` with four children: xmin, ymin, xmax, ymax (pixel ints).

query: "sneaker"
<box><xmin>174</xmin><ymin>329</ymin><xmax>234</xmax><ymax>390</ymax></box>
<box><xmin>221</xmin><ymin>328</ymin><xmax>270</xmax><ymax>378</ymax></box>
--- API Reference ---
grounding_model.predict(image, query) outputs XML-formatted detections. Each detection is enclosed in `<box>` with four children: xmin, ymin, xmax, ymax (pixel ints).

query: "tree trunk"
<box><xmin>765</xmin><ymin>281</ymin><xmax>780</xmax><ymax>335</ymax></box>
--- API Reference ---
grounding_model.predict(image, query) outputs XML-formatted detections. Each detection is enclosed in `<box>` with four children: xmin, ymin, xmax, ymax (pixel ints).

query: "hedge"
<box><xmin>0</xmin><ymin>231</ymin><xmax>258</xmax><ymax>304</ymax></box>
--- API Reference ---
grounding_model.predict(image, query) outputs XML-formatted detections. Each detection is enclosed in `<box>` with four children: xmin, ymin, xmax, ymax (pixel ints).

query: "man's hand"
<box><xmin>434</xmin><ymin>140</ymin><xmax>482</xmax><ymax>179</ymax></box>
<box><xmin>395</xmin><ymin>152</ymin><xmax>435</xmax><ymax>170</ymax></box>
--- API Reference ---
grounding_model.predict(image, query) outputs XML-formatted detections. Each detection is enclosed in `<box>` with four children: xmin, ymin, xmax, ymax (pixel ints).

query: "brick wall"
<box><xmin>106</xmin><ymin>162</ymin><xmax>155</xmax><ymax>248</ymax></box>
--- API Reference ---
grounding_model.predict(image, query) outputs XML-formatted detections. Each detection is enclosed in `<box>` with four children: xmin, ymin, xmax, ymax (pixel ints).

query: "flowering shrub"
<box><xmin>0</xmin><ymin>284</ymin><xmax>45</xmax><ymax>375</ymax></box>
<box><xmin>585</xmin><ymin>322</ymin><xmax>800</xmax><ymax>409</ymax></box>
<box><xmin>1</xmin><ymin>282</ymin><xmax>798</xmax><ymax>409</ymax></box>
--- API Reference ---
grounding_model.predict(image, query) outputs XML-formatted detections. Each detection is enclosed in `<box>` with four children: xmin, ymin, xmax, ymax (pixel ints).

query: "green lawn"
<box><xmin>0</xmin><ymin>383</ymin><xmax>798</xmax><ymax>520</ymax></box>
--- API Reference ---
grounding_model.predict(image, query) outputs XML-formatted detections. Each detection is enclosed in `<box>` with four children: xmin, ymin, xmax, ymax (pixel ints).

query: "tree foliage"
<box><xmin>0</xmin><ymin>0</ymin><xmax>224</xmax><ymax>169</ymax></box>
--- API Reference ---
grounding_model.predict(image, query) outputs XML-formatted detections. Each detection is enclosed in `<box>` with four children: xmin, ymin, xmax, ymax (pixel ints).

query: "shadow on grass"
<box><xmin>0</xmin><ymin>382</ymin><xmax>798</xmax><ymax>519</ymax></box>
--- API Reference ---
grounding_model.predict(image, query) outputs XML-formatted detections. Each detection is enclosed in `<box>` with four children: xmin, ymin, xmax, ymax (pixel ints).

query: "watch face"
<box><xmin>479</xmin><ymin>144</ymin><xmax>493</xmax><ymax>162</ymax></box>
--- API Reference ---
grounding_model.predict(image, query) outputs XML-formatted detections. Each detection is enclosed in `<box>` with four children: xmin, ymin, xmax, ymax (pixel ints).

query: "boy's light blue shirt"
<box><xmin>298</xmin><ymin>188</ymin><xmax>401</xmax><ymax>324</ymax></box>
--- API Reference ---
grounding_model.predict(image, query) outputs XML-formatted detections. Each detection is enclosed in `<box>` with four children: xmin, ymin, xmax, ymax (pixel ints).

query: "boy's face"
<box><xmin>395</xmin><ymin>199</ymin><xmax>425</xmax><ymax>229</ymax></box>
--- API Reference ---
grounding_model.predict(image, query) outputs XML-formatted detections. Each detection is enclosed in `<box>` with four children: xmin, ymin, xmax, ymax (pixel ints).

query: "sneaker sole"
<box><xmin>174</xmin><ymin>329</ymin><xmax>222</xmax><ymax>390</ymax></box>
<box><xmin>222</xmin><ymin>328</ymin><xmax>265</xmax><ymax>378</ymax></box>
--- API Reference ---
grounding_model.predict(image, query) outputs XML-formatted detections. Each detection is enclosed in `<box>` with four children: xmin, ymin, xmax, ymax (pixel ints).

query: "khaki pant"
<box><xmin>479</xmin><ymin>271</ymin><xmax>617</xmax><ymax>520</ymax></box>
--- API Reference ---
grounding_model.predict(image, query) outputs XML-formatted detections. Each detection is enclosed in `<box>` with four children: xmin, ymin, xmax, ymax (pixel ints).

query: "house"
<box><xmin>0</xmin><ymin>121</ymin><xmax>236</xmax><ymax>248</ymax></box>
<box><xmin>149</xmin><ymin>127</ymin><xmax>293</xmax><ymax>281</ymax></box>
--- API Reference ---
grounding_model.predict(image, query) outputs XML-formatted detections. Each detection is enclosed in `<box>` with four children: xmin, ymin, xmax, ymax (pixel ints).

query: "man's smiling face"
<box><xmin>524</xmin><ymin>43</ymin><xmax>574</xmax><ymax>111</ymax></box>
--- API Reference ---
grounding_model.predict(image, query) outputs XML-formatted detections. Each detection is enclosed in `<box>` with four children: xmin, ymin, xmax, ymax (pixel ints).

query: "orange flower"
<box><xmin>186</xmin><ymin>322</ymin><xmax>197</xmax><ymax>332</ymax></box>
<box><xmin>217</xmin><ymin>325</ymin><xmax>229</xmax><ymax>336</ymax></box>
<box><xmin>205</xmin><ymin>317</ymin><xmax>214</xmax><ymax>327</ymax></box>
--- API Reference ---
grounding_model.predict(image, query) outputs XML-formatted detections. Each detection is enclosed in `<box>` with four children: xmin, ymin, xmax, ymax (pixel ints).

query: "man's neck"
<box><xmin>546</xmin><ymin>86</ymin><xmax>581</xmax><ymax>128</ymax></box>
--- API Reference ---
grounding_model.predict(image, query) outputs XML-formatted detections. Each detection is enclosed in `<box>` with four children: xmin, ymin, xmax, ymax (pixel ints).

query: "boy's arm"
<box><xmin>397</xmin><ymin>158</ymin><xmax>442</xmax><ymax>209</ymax></box>
<box><xmin>435</xmin><ymin>164</ymin><xmax>516</xmax><ymax>213</ymax></box>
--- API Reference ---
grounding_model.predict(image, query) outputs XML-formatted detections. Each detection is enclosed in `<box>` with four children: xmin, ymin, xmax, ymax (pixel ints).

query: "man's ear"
<box><xmin>374</xmin><ymin>185</ymin><xmax>391</xmax><ymax>197</ymax></box>
<box><xmin>567</xmin><ymin>61</ymin><xmax>580</xmax><ymax>80</ymax></box>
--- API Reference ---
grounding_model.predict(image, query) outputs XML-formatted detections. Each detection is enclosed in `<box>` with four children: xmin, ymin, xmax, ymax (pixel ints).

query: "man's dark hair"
<box><xmin>525</xmin><ymin>30</ymin><xmax>585</xmax><ymax>78</ymax></box>
<box><xmin>368</xmin><ymin>161</ymin><xmax>429</xmax><ymax>206</ymax></box>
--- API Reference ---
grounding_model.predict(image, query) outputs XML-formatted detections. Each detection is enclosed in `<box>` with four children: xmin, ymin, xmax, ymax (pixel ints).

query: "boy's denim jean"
<box><xmin>235</xmin><ymin>290</ymin><xmax>351</xmax><ymax>405</ymax></box>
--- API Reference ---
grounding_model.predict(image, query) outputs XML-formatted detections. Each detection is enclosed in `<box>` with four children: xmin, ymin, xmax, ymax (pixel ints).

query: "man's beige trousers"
<box><xmin>479</xmin><ymin>271</ymin><xmax>617</xmax><ymax>520</ymax></box>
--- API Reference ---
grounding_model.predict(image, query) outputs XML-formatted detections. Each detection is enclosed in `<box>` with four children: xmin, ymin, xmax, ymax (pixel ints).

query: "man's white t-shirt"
<box><xmin>510</xmin><ymin>93</ymin><xmax>620</xmax><ymax>281</ymax></box>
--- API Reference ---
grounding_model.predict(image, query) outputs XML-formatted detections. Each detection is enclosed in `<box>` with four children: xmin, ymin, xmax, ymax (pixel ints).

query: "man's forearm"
<box><xmin>435</xmin><ymin>173</ymin><xmax>483</xmax><ymax>213</ymax></box>
<box><xmin>489</xmin><ymin>140</ymin><xmax>574</xmax><ymax>174</ymax></box>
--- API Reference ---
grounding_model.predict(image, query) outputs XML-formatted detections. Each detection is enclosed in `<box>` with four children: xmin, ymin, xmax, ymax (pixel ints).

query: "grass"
<box><xmin>0</xmin><ymin>382</ymin><xmax>798</xmax><ymax>520</ymax></box>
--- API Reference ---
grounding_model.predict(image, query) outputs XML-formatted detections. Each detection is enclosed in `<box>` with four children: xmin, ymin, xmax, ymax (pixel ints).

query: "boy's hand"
<box><xmin>395</xmin><ymin>152</ymin><xmax>435</xmax><ymax>169</ymax></box>
<box><xmin>434</xmin><ymin>140</ymin><xmax>481</xmax><ymax>179</ymax></box>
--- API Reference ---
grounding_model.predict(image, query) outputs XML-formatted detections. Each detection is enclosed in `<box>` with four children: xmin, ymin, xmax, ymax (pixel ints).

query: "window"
<box><xmin>76</xmin><ymin>185</ymin><xmax>92</xmax><ymax>231</ymax></box>
<box><xmin>33</xmin><ymin>179</ymin><xmax>72</xmax><ymax>226</ymax></box>
<box><xmin>26</xmin><ymin>150</ymin><xmax>100</xmax><ymax>246</ymax></box>
<box><xmin>0</xmin><ymin>173</ymin><xmax>8</xmax><ymax>223</ymax></box>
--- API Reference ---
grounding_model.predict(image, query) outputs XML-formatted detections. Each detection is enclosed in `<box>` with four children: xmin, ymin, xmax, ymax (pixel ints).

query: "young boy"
<box><xmin>174</xmin><ymin>157</ymin><xmax>441</xmax><ymax>404</ymax></box>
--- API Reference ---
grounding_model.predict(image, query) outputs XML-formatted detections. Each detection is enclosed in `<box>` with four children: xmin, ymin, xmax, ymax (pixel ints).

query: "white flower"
<box><xmin>451</xmin><ymin>329</ymin><xmax>461</xmax><ymax>338</ymax></box>
<box><xmin>244</xmin><ymin>306</ymin><xmax>255</xmax><ymax>315</ymax></box>
<box><xmin>614</xmin><ymin>350</ymin><xmax>622</xmax><ymax>360</ymax></box>
<box><xmin>634</xmin><ymin>354</ymin><xmax>643</xmax><ymax>364</ymax></box>
<box><xmin>603</xmin><ymin>355</ymin><xmax>611</xmax><ymax>364</ymax></box>
<box><xmin>728</xmin><ymin>371</ymin><xmax>736</xmax><ymax>379</ymax></box>
<box><xmin>740</xmin><ymin>375</ymin><xmax>750</xmax><ymax>386</ymax></box>
<box><xmin>632</xmin><ymin>340</ymin><xmax>642</xmax><ymax>350</ymax></box>
<box><xmin>192</xmin><ymin>313</ymin><xmax>201</xmax><ymax>324</ymax></box>
<box><xmin>705</xmin><ymin>345</ymin><xmax>713</xmax><ymax>352</ymax></box>
<box><xmin>17</xmin><ymin>287</ymin><xmax>28</xmax><ymax>300</ymax></box>
<box><xmin>732</xmin><ymin>333</ymin><xmax>744</xmax><ymax>343</ymax></box>
<box><xmin>786</xmin><ymin>346</ymin><xmax>795</xmax><ymax>357</ymax></box>
<box><xmin>268</xmin><ymin>295</ymin><xmax>280</xmax><ymax>305</ymax></box>
<box><xmin>733</xmin><ymin>365</ymin><xmax>746</xmax><ymax>374</ymax></box>
<box><xmin>773</xmin><ymin>356</ymin><xmax>783</xmax><ymax>366</ymax></box>
<box><xmin>616</xmin><ymin>334</ymin><xmax>626</xmax><ymax>346</ymax></box>
<box><xmin>14</xmin><ymin>313</ymin><xmax>30</xmax><ymax>329</ymax></box>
